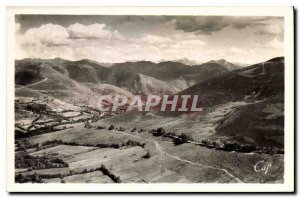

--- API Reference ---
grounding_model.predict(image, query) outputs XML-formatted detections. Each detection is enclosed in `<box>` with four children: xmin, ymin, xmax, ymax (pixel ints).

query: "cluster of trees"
<box><xmin>40</xmin><ymin>139</ymin><xmax>145</xmax><ymax>149</ymax></box>
<box><xmin>84</xmin><ymin>121</ymin><xmax>92</xmax><ymax>129</ymax></box>
<box><xmin>41</xmin><ymin>139</ymin><xmax>64</xmax><ymax>146</ymax></box>
<box><xmin>129</xmin><ymin>127</ymin><xmax>146</xmax><ymax>133</ymax></box>
<box><xmin>97</xmin><ymin>124</ymin><xmax>148</xmax><ymax>134</ymax></box>
<box><xmin>15</xmin><ymin>166</ymin><xmax>101</xmax><ymax>183</ymax></box>
<box><xmin>173</xmin><ymin>133</ymin><xmax>191</xmax><ymax>145</ymax></box>
<box><xmin>25</xmin><ymin>103</ymin><xmax>48</xmax><ymax>113</ymax></box>
<box><xmin>150</xmin><ymin>127</ymin><xmax>192</xmax><ymax>145</ymax></box>
<box><xmin>152</xmin><ymin>127</ymin><xmax>166</xmax><ymax>136</ymax></box>
<box><xmin>15</xmin><ymin>139</ymin><xmax>39</xmax><ymax>152</ymax></box>
<box><xmin>97</xmin><ymin>125</ymin><xmax>106</xmax><ymax>130</ymax></box>
<box><xmin>148</xmin><ymin>127</ymin><xmax>283</xmax><ymax>154</ymax></box>
<box><xmin>15</xmin><ymin>151</ymin><xmax>69</xmax><ymax>170</ymax></box>
<box><xmin>125</xmin><ymin>140</ymin><xmax>146</xmax><ymax>148</ymax></box>
<box><xmin>63</xmin><ymin>141</ymin><xmax>121</xmax><ymax>149</ymax></box>
<box><xmin>97</xmin><ymin>125</ymin><xmax>124</xmax><ymax>131</ymax></box>
<box><xmin>101</xmin><ymin>125</ymin><xmax>146</xmax><ymax>133</ymax></box>
<box><xmin>96</xmin><ymin>165</ymin><xmax>121</xmax><ymax>183</ymax></box>
<box><xmin>199</xmin><ymin>139</ymin><xmax>284</xmax><ymax>154</ymax></box>
<box><xmin>15</xmin><ymin>173</ymin><xmax>44</xmax><ymax>183</ymax></box>
<box><xmin>256</xmin><ymin>147</ymin><xmax>284</xmax><ymax>155</ymax></box>
<box><xmin>117</xmin><ymin>127</ymin><xmax>126</xmax><ymax>131</ymax></box>
<box><xmin>151</xmin><ymin>127</ymin><xmax>177</xmax><ymax>139</ymax></box>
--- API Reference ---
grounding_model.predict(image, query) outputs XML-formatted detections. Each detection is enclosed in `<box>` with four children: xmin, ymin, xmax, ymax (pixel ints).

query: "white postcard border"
<box><xmin>6</xmin><ymin>6</ymin><xmax>294</xmax><ymax>192</ymax></box>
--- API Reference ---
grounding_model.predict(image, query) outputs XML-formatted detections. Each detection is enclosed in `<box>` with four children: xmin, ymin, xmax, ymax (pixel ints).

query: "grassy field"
<box><xmin>63</xmin><ymin>171</ymin><xmax>113</xmax><ymax>183</ymax></box>
<box><xmin>65</xmin><ymin>147</ymin><xmax>144</xmax><ymax>170</ymax></box>
<box><xmin>31</xmin><ymin>145</ymin><xmax>97</xmax><ymax>157</ymax></box>
<box><xmin>28</xmin><ymin>124</ymin><xmax>145</xmax><ymax>146</ymax></box>
<box><xmin>20</xmin><ymin>167</ymin><xmax>71</xmax><ymax>176</ymax></box>
<box><xmin>160</xmin><ymin>141</ymin><xmax>284</xmax><ymax>183</ymax></box>
<box><xmin>23</xmin><ymin>119</ymin><xmax>284</xmax><ymax>183</ymax></box>
<box><xmin>92</xmin><ymin>101</ymin><xmax>250</xmax><ymax>142</ymax></box>
<box><xmin>42</xmin><ymin>172</ymin><xmax>113</xmax><ymax>183</ymax></box>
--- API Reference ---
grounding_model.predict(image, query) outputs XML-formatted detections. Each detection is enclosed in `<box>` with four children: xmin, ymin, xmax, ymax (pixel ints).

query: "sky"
<box><xmin>15</xmin><ymin>15</ymin><xmax>284</xmax><ymax>64</ymax></box>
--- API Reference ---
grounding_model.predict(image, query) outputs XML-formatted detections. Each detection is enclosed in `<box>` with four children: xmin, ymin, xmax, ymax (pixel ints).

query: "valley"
<box><xmin>14</xmin><ymin>57</ymin><xmax>284</xmax><ymax>184</ymax></box>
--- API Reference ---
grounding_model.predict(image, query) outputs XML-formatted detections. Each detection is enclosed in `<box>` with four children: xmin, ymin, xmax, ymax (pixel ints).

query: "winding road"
<box><xmin>115</xmin><ymin>130</ymin><xmax>244</xmax><ymax>183</ymax></box>
<box><xmin>15</xmin><ymin>76</ymin><xmax>48</xmax><ymax>90</ymax></box>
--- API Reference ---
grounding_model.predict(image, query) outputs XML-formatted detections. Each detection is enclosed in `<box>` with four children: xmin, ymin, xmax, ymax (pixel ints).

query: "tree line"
<box><xmin>15</xmin><ymin>164</ymin><xmax>122</xmax><ymax>183</ymax></box>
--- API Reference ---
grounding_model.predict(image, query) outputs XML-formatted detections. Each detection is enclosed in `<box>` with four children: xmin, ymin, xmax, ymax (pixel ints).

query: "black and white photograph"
<box><xmin>6</xmin><ymin>6</ymin><xmax>294</xmax><ymax>192</ymax></box>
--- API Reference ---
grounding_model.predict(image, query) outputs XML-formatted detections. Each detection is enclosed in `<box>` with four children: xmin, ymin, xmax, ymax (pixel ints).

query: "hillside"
<box><xmin>111</xmin><ymin>61</ymin><xmax>228</xmax><ymax>87</ymax></box>
<box><xmin>95</xmin><ymin>57</ymin><xmax>284</xmax><ymax>148</ymax></box>
<box><xmin>180</xmin><ymin>57</ymin><xmax>284</xmax><ymax>147</ymax></box>
<box><xmin>15</xmin><ymin>59</ymin><xmax>133</xmax><ymax>108</ymax></box>
<box><xmin>180</xmin><ymin>57</ymin><xmax>284</xmax><ymax>106</ymax></box>
<box><xmin>132</xmin><ymin>74</ymin><xmax>180</xmax><ymax>95</ymax></box>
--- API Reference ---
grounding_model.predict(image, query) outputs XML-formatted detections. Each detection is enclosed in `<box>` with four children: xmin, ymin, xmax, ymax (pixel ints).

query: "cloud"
<box><xmin>173</xmin><ymin>16</ymin><xmax>284</xmax><ymax>35</ymax></box>
<box><xmin>140</xmin><ymin>34</ymin><xmax>173</xmax><ymax>44</ymax></box>
<box><xmin>20</xmin><ymin>23</ymin><xmax>70</xmax><ymax>46</ymax></box>
<box><xmin>67</xmin><ymin>23</ymin><xmax>122</xmax><ymax>40</ymax></box>
<box><xmin>18</xmin><ymin>22</ymin><xmax>122</xmax><ymax>48</ymax></box>
<box><xmin>15</xmin><ymin>17</ymin><xmax>284</xmax><ymax>64</ymax></box>
<box><xmin>268</xmin><ymin>37</ymin><xmax>284</xmax><ymax>49</ymax></box>
<box><xmin>178</xmin><ymin>39</ymin><xmax>205</xmax><ymax>46</ymax></box>
<box><xmin>173</xmin><ymin>17</ymin><xmax>228</xmax><ymax>35</ymax></box>
<box><xmin>254</xmin><ymin>19</ymin><xmax>284</xmax><ymax>41</ymax></box>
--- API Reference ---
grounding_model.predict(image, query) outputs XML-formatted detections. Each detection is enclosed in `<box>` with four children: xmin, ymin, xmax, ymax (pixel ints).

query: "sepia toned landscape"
<box><xmin>14</xmin><ymin>15</ymin><xmax>284</xmax><ymax>184</ymax></box>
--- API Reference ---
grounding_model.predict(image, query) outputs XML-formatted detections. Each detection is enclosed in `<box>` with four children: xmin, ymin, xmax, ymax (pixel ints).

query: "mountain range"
<box><xmin>15</xmin><ymin>56</ymin><xmax>284</xmax><ymax>148</ymax></box>
<box><xmin>15</xmin><ymin>58</ymin><xmax>236</xmax><ymax>96</ymax></box>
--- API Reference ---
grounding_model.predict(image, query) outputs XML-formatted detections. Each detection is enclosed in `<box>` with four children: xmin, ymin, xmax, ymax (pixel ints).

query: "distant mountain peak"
<box><xmin>168</xmin><ymin>58</ymin><xmax>201</xmax><ymax>66</ymax></box>
<box><xmin>209</xmin><ymin>59</ymin><xmax>229</xmax><ymax>65</ymax></box>
<box><xmin>208</xmin><ymin>59</ymin><xmax>241</xmax><ymax>71</ymax></box>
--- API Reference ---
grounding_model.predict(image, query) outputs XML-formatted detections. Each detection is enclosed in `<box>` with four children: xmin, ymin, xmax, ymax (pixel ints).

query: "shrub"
<box><xmin>173</xmin><ymin>133</ymin><xmax>190</xmax><ymax>145</ymax></box>
<box><xmin>97</xmin><ymin>126</ymin><xmax>105</xmax><ymax>130</ymax></box>
<box><xmin>108</xmin><ymin>125</ymin><xmax>115</xmax><ymax>130</ymax></box>
<box><xmin>153</xmin><ymin>127</ymin><xmax>166</xmax><ymax>136</ymax></box>
<box><xmin>142</xmin><ymin>151</ymin><xmax>151</xmax><ymax>159</ymax></box>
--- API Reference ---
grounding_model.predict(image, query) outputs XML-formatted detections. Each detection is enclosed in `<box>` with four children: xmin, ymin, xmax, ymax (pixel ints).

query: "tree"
<box><xmin>108</xmin><ymin>125</ymin><xmax>115</xmax><ymax>130</ymax></box>
<box><xmin>15</xmin><ymin>174</ymin><xmax>24</xmax><ymax>183</ymax></box>
<box><xmin>97</xmin><ymin>125</ymin><xmax>105</xmax><ymax>130</ymax></box>
<box><xmin>153</xmin><ymin>127</ymin><xmax>165</xmax><ymax>136</ymax></box>
<box><xmin>179</xmin><ymin>133</ymin><xmax>189</xmax><ymax>143</ymax></box>
<box><xmin>173</xmin><ymin>133</ymin><xmax>190</xmax><ymax>145</ymax></box>
<box><xmin>142</xmin><ymin>151</ymin><xmax>151</xmax><ymax>159</ymax></box>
